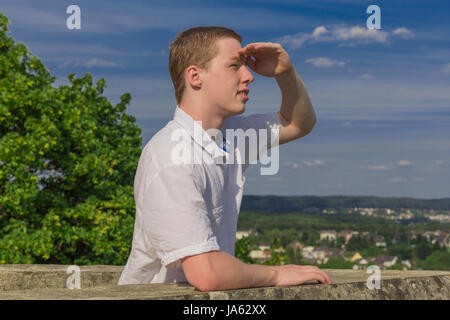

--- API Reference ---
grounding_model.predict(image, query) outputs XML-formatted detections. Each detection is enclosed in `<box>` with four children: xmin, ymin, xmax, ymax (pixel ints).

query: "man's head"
<box><xmin>169</xmin><ymin>26</ymin><xmax>254</xmax><ymax>117</ymax></box>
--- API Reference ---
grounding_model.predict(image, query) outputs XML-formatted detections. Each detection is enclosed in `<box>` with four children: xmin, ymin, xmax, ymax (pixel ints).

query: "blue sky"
<box><xmin>1</xmin><ymin>0</ymin><xmax>449</xmax><ymax>199</ymax></box>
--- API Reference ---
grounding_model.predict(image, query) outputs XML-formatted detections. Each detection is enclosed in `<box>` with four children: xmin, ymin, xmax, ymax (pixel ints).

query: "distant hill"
<box><xmin>240</xmin><ymin>195</ymin><xmax>450</xmax><ymax>214</ymax></box>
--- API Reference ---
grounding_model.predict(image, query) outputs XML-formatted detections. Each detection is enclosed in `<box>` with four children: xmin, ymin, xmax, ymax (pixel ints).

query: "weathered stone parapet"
<box><xmin>0</xmin><ymin>265</ymin><xmax>448</xmax><ymax>300</ymax></box>
<box><xmin>0</xmin><ymin>264</ymin><xmax>123</xmax><ymax>291</ymax></box>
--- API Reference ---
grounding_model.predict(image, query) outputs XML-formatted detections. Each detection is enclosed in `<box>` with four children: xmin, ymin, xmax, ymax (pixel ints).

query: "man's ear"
<box><xmin>185</xmin><ymin>65</ymin><xmax>202</xmax><ymax>88</ymax></box>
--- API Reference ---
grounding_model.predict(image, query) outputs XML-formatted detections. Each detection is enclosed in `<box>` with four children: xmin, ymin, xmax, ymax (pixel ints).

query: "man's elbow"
<box><xmin>297</xmin><ymin>119</ymin><xmax>317</xmax><ymax>138</ymax></box>
<box><xmin>306</xmin><ymin>119</ymin><xmax>317</xmax><ymax>134</ymax></box>
<box><xmin>182</xmin><ymin>254</ymin><xmax>220</xmax><ymax>292</ymax></box>
<box><xmin>306</xmin><ymin>112</ymin><xmax>318</xmax><ymax>131</ymax></box>
<box><xmin>186</xmin><ymin>270</ymin><xmax>219</xmax><ymax>292</ymax></box>
<box><xmin>194</xmin><ymin>276</ymin><xmax>219</xmax><ymax>292</ymax></box>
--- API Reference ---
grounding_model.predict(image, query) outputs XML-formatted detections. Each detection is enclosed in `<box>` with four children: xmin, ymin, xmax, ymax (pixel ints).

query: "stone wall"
<box><xmin>0</xmin><ymin>264</ymin><xmax>448</xmax><ymax>300</ymax></box>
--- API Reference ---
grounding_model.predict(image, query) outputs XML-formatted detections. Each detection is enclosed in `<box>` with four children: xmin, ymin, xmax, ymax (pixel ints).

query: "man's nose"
<box><xmin>241</xmin><ymin>65</ymin><xmax>255</xmax><ymax>84</ymax></box>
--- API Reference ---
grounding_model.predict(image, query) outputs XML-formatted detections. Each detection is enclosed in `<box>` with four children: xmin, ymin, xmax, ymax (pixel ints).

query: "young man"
<box><xmin>118</xmin><ymin>26</ymin><xmax>331</xmax><ymax>291</ymax></box>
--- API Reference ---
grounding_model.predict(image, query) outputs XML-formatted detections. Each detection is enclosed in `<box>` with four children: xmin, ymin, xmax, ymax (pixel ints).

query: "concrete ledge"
<box><xmin>0</xmin><ymin>265</ymin><xmax>448</xmax><ymax>300</ymax></box>
<box><xmin>0</xmin><ymin>264</ymin><xmax>123</xmax><ymax>291</ymax></box>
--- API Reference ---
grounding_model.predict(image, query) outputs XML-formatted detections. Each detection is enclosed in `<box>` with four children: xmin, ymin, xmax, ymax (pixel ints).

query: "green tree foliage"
<box><xmin>0</xmin><ymin>12</ymin><xmax>142</xmax><ymax>265</ymax></box>
<box><xmin>319</xmin><ymin>257</ymin><xmax>354</xmax><ymax>269</ymax></box>
<box><xmin>415</xmin><ymin>242</ymin><xmax>433</xmax><ymax>261</ymax></box>
<box><xmin>361</xmin><ymin>245</ymin><xmax>383</xmax><ymax>258</ymax></box>
<box><xmin>234</xmin><ymin>236</ymin><xmax>255</xmax><ymax>264</ymax></box>
<box><xmin>286</xmin><ymin>246</ymin><xmax>303</xmax><ymax>265</ymax></box>
<box><xmin>386</xmin><ymin>261</ymin><xmax>404</xmax><ymax>270</ymax></box>
<box><xmin>387</xmin><ymin>243</ymin><xmax>413</xmax><ymax>260</ymax></box>
<box><xmin>346</xmin><ymin>235</ymin><xmax>371</xmax><ymax>251</ymax></box>
<box><xmin>261</xmin><ymin>238</ymin><xmax>290</xmax><ymax>266</ymax></box>
<box><xmin>418</xmin><ymin>251</ymin><xmax>450</xmax><ymax>271</ymax></box>
<box><xmin>319</xmin><ymin>238</ymin><xmax>336</xmax><ymax>248</ymax></box>
<box><xmin>335</xmin><ymin>236</ymin><xmax>345</xmax><ymax>249</ymax></box>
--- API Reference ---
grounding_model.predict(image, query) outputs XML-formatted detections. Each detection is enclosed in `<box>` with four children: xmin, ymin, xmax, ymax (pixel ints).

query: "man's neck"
<box><xmin>179</xmin><ymin>103</ymin><xmax>225</xmax><ymax>134</ymax></box>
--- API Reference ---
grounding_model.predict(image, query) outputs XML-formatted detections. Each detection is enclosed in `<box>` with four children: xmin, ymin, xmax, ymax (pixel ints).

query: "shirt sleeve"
<box><xmin>140</xmin><ymin>164</ymin><xmax>220</xmax><ymax>269</ymax></box>
<box><xmin>222</xmin><ymin>112</ymin><xmax>281</xmax><ymax>172</ymax></box>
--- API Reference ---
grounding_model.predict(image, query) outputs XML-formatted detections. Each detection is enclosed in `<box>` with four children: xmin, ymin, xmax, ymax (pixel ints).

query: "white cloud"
<box><xmin>332</xmin><ymin>26</ymin><xmax>388</xmax><ymax>43</ymax></box>
<box><xmin>276</xmin><ymin>32</ymin><xmax>310</xmax><ymax>49</ymax></box>
<box><xmin>361</xmin><ymin>73</ymin><xmax>373</xmax><ymax>79</ymax></box>
<box><xmin>363</xmin><ymin>162</ymin><xmax>412</xmax><ymax>170</ymax></box>
<box><xmin>397</xmin><ymin>160</ymin><xmax>412</xmax><ymax>167</ymax></box>
<box><xmin>283</xmin><ymin>161</ymin><xmax>300</xmax><ymax>169</ymax></box>
<box><xmin>392</xmin><ymin>27</ymin><xmax>415</xmax><ymax>39</ymax></box>
<box><xmin>84</xmin><ymin>58</ymin><xmax>121</xmax><ymax>68</ymax></box>
<box><xmin>304</xmin><ymin>159</ymin><xmax>325</xmax><ymax>166</ymax></box>
<box><xmin>305</xmin><ymin>57</ymin><xmax>345</xmax><ymax>68</ymax></box>
<box><xmin>311</xmin><ymin>26</ymin><xmax>328</xmax><ymax>38</ymax></box>
<box><xmin>59</xmin><ymin>58</ymin><xmax>121</xmax><ymax>68</ymax></box>
<box><xmin>274</xmin><ymin>24</ymin><xmax>414</xmax><ymax>50</ymax></box>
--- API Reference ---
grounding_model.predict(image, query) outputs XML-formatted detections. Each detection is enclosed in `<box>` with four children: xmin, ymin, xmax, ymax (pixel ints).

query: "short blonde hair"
<box><xmin>169</xmin><ymin>26</ymin><xmax>242</xmax><ymax>105</ymax></box>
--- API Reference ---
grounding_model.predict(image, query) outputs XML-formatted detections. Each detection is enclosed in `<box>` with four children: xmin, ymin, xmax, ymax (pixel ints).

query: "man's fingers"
<box><xmin>311</xmin><ymin>272</ymin><xmax>327</xmax><ymax>284</ymax></box>
<box><xmin>320</xmin><ymin>272</ymin><xmax>329</xmax><ymax>283</ymax></box>
<box><xmin>313</xmin><ymin>270</ymin><xmax>331</xmax><ymax>284</ymax></box>
<box><xmin>304</xmin><ymin>270</ymin><xmax>331</xmax><ymax>285</ymax></box>
<box><xmin>301</xmin><ymin>272</ymin><xmax>326</xmax><ymax>284</ymax></box>
<box><xmin>239</xmin><ymin>45</ymin><xmax>260</xmax><ymax>57</ymax></box>
<box><xmin>276</xmin><ymin>265</ymin><xmax>332</xmax><ymax>286</ymax></box>
<box><xmin>318</xmin><ymin>271</ymin><xmax>332</xmax><ymax>284</ymax></box>
<box><xmin>246</xmin><ymin>55</ymin><xmax>256</xmax><ymax>70</ymax></box>
<box><xmin>300</xmin><ymin>266</ymin><xmax>331</xmax><ymax>284</ymax></box>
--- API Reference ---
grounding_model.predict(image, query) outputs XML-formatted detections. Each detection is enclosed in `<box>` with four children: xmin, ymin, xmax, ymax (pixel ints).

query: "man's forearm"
<box><xmin>201</xmin><ymin>251</ymin><xmax>277</xmax><ymax>291</ymax></box>
<box><xmin>183</xmin><ymin>250</ymin><xmax>332</xmax><ymax>291</ymax></box>
<box><xmin>275</xmin><ymin>67</ymin><xmax>317</xmax><ymax>133</ymax></box>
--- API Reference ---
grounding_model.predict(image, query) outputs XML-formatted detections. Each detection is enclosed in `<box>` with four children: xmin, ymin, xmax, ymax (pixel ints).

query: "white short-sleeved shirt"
<box><xmin>117</xmin><ymin>105</ymin><xmax>281</xmax><ymax>285</ymax></box>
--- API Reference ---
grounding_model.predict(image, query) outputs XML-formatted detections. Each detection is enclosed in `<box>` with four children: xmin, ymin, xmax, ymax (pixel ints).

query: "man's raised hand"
<box><xmin>238</xmin><ymin>42</ymin><xmax>294</xmax><ymax>78</ymax></box>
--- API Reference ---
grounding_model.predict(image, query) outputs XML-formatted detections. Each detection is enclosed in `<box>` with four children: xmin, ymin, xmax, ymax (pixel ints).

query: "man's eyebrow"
<box><xmin>229</xmin><ymin>55</ymin><xmax>246</xmax><ymax>63</ymax></box>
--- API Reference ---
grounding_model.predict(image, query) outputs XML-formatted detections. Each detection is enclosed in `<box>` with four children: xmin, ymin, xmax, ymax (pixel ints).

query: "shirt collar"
<box><xmin>173</xmin><ymin>105</ymin><xmax>230</xmax><ymax>161</ymax></box>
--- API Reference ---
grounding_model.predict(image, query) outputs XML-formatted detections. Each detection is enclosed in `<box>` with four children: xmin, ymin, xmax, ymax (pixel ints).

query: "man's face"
<box><xmin>199</xmin><ymin>37</ymin><xmax>254</xmax><ymax>117</ymax></box>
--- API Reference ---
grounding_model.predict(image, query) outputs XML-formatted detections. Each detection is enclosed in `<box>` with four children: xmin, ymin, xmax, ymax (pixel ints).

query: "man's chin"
<box><xmin>236</xmin><ymin>105</ymin><xmax>246</xmax><ymax>115</ymax></box>
<box><xmin>234</xmin><ymin>102</ymin><xmax>246</xmax><ymax>115</ymax></box>
<box><xmin>220</xmin><ymin>103</ymin><xmax>246</xmax><ymax>117</ymax></box>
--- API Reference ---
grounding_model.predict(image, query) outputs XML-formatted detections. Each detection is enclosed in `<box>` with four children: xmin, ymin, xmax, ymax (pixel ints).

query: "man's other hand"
<box><xmin>271</xmin><ymin>264</ymin><xmax>332</xmax><ymax>286</ymax></box>
<box><xmin>182</xmin><ymin>250</ymin><xmax>331</xmax><ymax>292</ymax></box>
